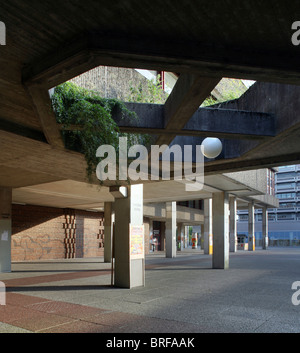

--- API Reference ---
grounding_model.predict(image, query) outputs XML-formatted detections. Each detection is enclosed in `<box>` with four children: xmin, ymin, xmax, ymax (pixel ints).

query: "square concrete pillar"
<box><xmin>229</xmin><ymin>196</ymin><xmax>237</xmax><ymax>253</ymax></box>
<box><xmin>177</xmin><ymin>223</ymin><xmax>184</xmax><ymax>251</ymax></box>
<box><xmin>212</xmin><ymin>192</ymin><xmax>229</xmax><ymax>269</ymax></box>
<box><xmin>248</xmin><ymin>201</ymin><xmax>255</xmax><ymax>251</ymax></box>
<box><xmin>104</xmin><ymin>202</ymin><xmax>114</xmax><ymax>263</ymax></box>
<box><xmin>200</xmin><ymin>224</ymin><xmax>204</xmax><ymax>249</ymax></box>
<box><xmin>0</xmin><ymin>187</ymin><xmax>12</xmax><ymax>273</ymax></box>
<box><xmin>184</xmin><ymin>226</ymin><xmax>189</xmax><ymax>248</ymax></box>
<box><xmin>165</xmin><ymin>201</ymin><xmax>176</xmax><ymax>258</ymax></box>
<box><xmin>114</xmin><ymin>185</ymin><xmax>145</xmax><ymax>288</ymax></box>
<box><xmin>204</xmin><ymin>198</ymin><xmax>213</xmax><ymax>255</ymax></box>
<box><xmin>262</xmin><ymin>206</ymin><xmax>268</xmax><ymax>250</ymax></box>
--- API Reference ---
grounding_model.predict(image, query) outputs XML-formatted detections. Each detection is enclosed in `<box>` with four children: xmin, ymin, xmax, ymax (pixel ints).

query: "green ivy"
<box><xmin>51</xmin><ymin>81</ymin><xmax>148</xmax><ymax>182</ymax></box>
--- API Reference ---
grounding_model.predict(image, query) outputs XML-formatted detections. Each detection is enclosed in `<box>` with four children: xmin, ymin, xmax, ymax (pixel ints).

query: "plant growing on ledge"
<box><xmin>51</xmin><ymin>81</ymin><xmax>147</xmax><ymax>182</ymax></box>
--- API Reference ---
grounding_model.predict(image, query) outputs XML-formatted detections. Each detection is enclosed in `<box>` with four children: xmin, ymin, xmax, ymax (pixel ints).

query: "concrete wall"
<box><xmin>70</xmin><ymin>66</ymin><xmax>152</xmax><ymax>101</ymax></box>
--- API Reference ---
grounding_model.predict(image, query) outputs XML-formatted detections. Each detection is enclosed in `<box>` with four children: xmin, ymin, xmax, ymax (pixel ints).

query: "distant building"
<box><xmin>238</xmin><ymin>165</ymin><xmax>300</xmax><ymax>246</ymax></box>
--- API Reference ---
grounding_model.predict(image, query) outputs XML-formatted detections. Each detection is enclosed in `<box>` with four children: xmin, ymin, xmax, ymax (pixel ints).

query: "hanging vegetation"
<box><xmin>51</xmin><ymin>81</ymin><xmax>148</xmax><ymax>182</ymax></box>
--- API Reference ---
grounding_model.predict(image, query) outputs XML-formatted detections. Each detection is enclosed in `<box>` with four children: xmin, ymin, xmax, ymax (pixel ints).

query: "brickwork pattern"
<box><xmin>75</xmin><ymin>210</ymin><xmax>104</xmax><ymax>258</ymax></box>
<box><xmin>11</xmin><ymin>205</ymin><xmax>104</xmax><ymax>261</ymax></box>
<box><xmin>11</xmin><ymin>205</ymin><xmax>65</xmax><ymax>261</ymax></box>
<box><xmin>64</xmin><ymin>209</ymin><xmax>76</xmax><ymax>259</ymax></box>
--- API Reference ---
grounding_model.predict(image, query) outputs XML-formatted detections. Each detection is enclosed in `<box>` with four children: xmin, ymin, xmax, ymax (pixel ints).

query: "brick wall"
<box><xmin>75</xmin><ymin>210</ymin><xmax>104</xmax><ymax>258</ymax></box>
<box><xmin>11</xmin><ymin>204</ymin><xmax>104</xmax><ymax>261</ymax></box>
<box><xmin>12</xmin><ymin>204</ymin><xmax>65</xmax><ymax>261</ymax></box>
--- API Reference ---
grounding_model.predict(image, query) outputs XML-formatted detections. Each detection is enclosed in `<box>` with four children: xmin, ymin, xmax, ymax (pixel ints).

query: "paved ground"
<box><xmin>0</xmin><ymin>247</ymin><xmax>300</xmax><ymax>334</ymax></box>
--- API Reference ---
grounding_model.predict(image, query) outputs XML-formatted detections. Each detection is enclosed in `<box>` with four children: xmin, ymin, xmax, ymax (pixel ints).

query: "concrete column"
<box><xmin>165</xmin><ymin>201</ymin><xmax>176</xmax><ymax>258</ymax></box>
<box><xmin>204</xmin><ymin>198</ymin><xmax>213</xmax><ymax>255</ymax></box>
<box><xmin>0</xmin><ymin>187</ymin><xmax>12</xmax><ymax>273</ymax></box>
<box><xmin>212</xmin><ymin>192</ymin><xmax>229</xmax><ymax>269</ymax></box>
<box><xmin>229</xmin><ymin>196</ymin><xmax>237</xmax><ymax>253</ymax></box>
<box><xmin>114</xmin><ymin>185</ymin><xmax>145</xmax><ymax>288</ymax></box>
<box><xmin>184</xmin><ymin>226</ymin><xmax>189</xmax><ymax>248</ymax></box>
<box><xmin>149</xmin><ymin>219</ymin><xmax>154</xmax><ymax>252</ymax></box>
<box><xmin>200</xmin><ymin>224</ymin><xmax>204</xmax><ymax>249</ymax></box>
<box><xmin>177</xmin><ymin>223</ymin><xmax>184</xmax><ymax>251</ymax></box>
<box><xmin>262</xmin><ymin>206</ymin><xmax>268</xmax><ymax>250</ymax></box>
<box><xmin>104</xmin><ymin>202</ymin><xmax>114</xmax><ymax>263</ymax></box>
<box><xmin>248</xmin><ymin>201</ymin><xmax>255</xmax><ymax>251</ymax></box>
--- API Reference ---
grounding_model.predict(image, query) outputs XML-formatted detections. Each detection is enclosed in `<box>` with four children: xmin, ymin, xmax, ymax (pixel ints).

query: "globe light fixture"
<box><xmin>201</xmin><ymin>137</ymin><xmax>223</xmax><ymax>159</ymax></box>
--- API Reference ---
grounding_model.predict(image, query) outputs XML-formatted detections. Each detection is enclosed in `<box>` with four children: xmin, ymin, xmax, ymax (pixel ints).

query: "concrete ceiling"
<box><xmin>12</xmin><ymin>180</ymin><xmax>113</xmax><ymax>211</ymax></box>
<box><xmin>2</xmin><ymin>1</ymin><xmax>300</xmax><ymax>85</ymax></box>
<box><xmin>12</xmin><ymin>172</ymin><xmax>270</xmax><ymax>211</ymax></box>
<box><xmin>0</xmin><ymin>1</ymin><xmax>298</xmax><ymax>208</ymax></box>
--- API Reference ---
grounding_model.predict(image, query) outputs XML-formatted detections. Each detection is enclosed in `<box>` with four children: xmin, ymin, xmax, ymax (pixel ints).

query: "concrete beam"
<box><xmin>156</xmin><ymin>74</ymin><xmax>221</xmax><ymax>146</ymax></box>
<box><xmin>109</xmin><ymin>186</ymin><xmax>128</xmax><ymax>199</ymax></box>
<box><xmin>22</xmin><ymin>32</ymin><xmax>300</xmax><ymax>89</ymax></box>
<box><xmin>115</xmin><ymin>103</ymin><xmax>275</xmax><ymax>140</ymax></box>
<box><xmin>25</xmin><ymin>84</ymin><xmax>64</xmax><ymax>149</ymax></box>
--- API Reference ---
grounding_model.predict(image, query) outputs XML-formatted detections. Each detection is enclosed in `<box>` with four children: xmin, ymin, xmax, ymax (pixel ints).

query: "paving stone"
<box><xmin>1</xmin><ymin>248</ymin><xmax>300</xmax><ymax>333</ymax></box>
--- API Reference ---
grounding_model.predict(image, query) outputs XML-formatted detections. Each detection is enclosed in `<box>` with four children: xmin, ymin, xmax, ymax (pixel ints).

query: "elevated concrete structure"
<box><xmin>2</xmin><ymin>2</ymin><xmax>298</xmax><ymax>289</ymax></box>
<box><xmin>1</xmin><ymin>3</ymin><xmax>300</xmax><ymax>189</ymax></box>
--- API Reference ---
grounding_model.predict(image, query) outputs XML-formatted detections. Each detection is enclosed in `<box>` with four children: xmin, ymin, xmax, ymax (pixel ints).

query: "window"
<box><xmin>279</xmin><ymin>202</ymin><xmax>296</xmax><ymax>208</ymax></box>
<box><xmin>239</xmin><ymin>214</ymin><xmax>248</xmax><ymax>221</ymax></box>
<box><xmin>276</xmin><ymin>193</ymin><xmax>296</xmax><ymax>199</ymax></box>
<box><xmin>255</xmin><ymin>214</ymin><xmax>262</xmax><ymax>222</ymax></box>
<box><xmin>276</xmin><ymin>182</ymin><xmax>296</xmax><ymax>190</ymax></box>
<box><xmin>277</xmin><ymin>213</ymin><xmax>296</xmax><ymax>220</ymax></box>
<box><xmin>177</xmin><ymin>200</ymin><xmax>203</xmax><ymax>210</ymax></box>
<box><xmin>268</xmin><ymin>214</ymin><xmax>276</xmax><ymax>221</ymax></box>
<box><xmin>276</xmin><ymin>172</ymin><xmax>296</xmax><ymax>180</ymax></box>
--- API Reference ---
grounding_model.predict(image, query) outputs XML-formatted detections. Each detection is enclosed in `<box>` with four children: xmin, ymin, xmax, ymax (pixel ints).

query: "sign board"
<box><xmin>130</xmin><ymin>224</ymin><xmax>144</xmax><ymax>259</ymax></box>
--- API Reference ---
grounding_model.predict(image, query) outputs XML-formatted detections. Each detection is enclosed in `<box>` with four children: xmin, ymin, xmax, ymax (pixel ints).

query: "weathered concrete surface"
<box><xmin>224</xmin><ymin>169</ymin><xmax>268</xmax><ymax>195</ymax></box>
<box><xmin>114</xmin><ymin>103</ymin><xmax>275</xmax><ymax>140</ymax></box>
<box><xmin>219</xmin><ymin>81</ymin><xmax>300</xmax><ymax>160</ymax></box>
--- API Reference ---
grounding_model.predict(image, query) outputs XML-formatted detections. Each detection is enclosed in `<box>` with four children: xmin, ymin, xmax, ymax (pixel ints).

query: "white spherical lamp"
<box><xmin>201</xmin><ymin>137</ymin><xmax>222</xmax><ymax>159</ymax></box>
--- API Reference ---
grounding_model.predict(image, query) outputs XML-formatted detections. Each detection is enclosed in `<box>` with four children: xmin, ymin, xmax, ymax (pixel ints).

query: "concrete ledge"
<box><xmin>113</xmin><ymin>103</ymin><xmax>275</xmax><ymax>140</ymax></box>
